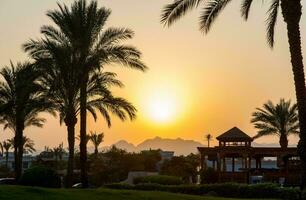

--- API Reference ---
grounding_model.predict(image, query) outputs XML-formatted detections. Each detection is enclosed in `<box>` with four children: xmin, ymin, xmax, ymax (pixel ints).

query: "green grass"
<box><xmin>0</xmin><ymin>185</ymin><xmax>277</xmax><ymax>200</ymax></box>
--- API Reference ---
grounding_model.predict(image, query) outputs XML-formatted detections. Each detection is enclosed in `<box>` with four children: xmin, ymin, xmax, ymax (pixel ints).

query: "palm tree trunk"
<box><xmin>281</xmin><ymin>0</ymin><xmax>306</xmax><ymax>190</ymax></box>
<box><xmin>5</xmin><ymin>150</ymin><xmax>9</xmax><ymax>168</ymax></box>
<box><xmin>80</xmin><ymin>74</ymin><xmax>89</xmax><ymax>188</ymax></box>
<box><xmin>15</xmin><ymin>125</ymin><xmax>24</xmax><ymax>181</ymax></box>
<box><xmin>279</xmin><ymin>133</ymin><xmax>288</xmax><ymax>149</ymax></box>
<box><xmin>94</xmin><ymin>146</ymin><xmax>98</xmax><ymax>156</ymax></box>
<box><xmin>65</xmin><ymin>116</ymin><xmax>77</xmax><ymax>188</ymax></box>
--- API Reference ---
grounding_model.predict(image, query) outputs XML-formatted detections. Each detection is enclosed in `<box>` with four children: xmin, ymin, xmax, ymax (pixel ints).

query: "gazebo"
<box><xmin>198</xmin><ymin>127</ymin><xmax>299</xmax><ymax>184</ymax></box>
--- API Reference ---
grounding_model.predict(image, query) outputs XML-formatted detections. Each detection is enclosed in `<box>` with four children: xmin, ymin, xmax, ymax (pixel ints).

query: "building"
<box><xmin>198</xmin><ymin>127</ymin><xmax>300</xmax><ymax>185</ymax></box>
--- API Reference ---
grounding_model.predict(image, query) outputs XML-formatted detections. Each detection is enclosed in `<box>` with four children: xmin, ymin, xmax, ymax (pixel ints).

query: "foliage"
<box><xmin>200</xmin><ymin>167</ymin><xmax>218</xmax><ymax>184</ymax></box>
<box><xmin>0</xmin><ymin>62</ymin><xmax>54</xmax><ymax>179</ymax></box>
<box><xmin>251</xmin><ymin>99</ymin><xmax>299</xmax><ymax>148</ymax></box>
<box><xmin>88</xmin><ymin>147</ymin><xmax>163</xmax><ymax>186</ymax></box>
<box><xmin>133</xmin><ymin>175</ymin><xmax>183</xmax><ymax>185</ymax></box>
<box><xmin>9</xmin><ymin>136</ymin><xmax>36</xmax><ymax>154</ymax></box>
<box><xmin>160</xmin><ymin>154</ymin><xmax>199</xmax><ymax>183</ymax></box>
<box><xmin>89</xmin><ymin>132</ymin><xmax>104</xmax><ymax>155</ymax></box>
<box><xmin>0</xmin><ymin>165</ymin><xmax>13</xmax><ymax>177</ymax></box>
<box><xmin>20</xmin><ymin>166</ymin><xmax>61</xmax><ymax>188</ymax></box>
<box><xmin>106</xmin><ymin>183</ymin><xmax>300</xmax><ymax>200</ymax></box>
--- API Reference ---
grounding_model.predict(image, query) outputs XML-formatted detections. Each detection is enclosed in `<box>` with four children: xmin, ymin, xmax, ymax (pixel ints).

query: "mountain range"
<box><xmin>106</xmin><ymin>137</ymin><xmax>204</xmax><ymax>155</ymax></box>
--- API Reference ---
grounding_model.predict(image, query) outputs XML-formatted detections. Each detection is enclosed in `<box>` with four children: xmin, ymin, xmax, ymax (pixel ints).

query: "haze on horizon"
<box><xmin>0</xmin><ymin>0</ymin><xmax>303</xmax><ymax>150</ymax></box>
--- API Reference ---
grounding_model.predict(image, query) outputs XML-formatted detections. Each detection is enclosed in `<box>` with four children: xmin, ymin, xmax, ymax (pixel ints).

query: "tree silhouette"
<box><xmin>2</xmin><ymin>140</ymin><xmax>11</xmax><ymax>168</ymax></box>
<box><xmin>36</xmin><ymin>0</ymin><xmax>147</xmax><ymax>187</ymax></box>
<box><xmin>89</xmin><ymin>132</ymin><xmax>104</xmax><ymax>156</ymax></box>
<box><xmin>205</xmin><ymin>134</ymin><xmax>213</xmax><ymax>148</ymax></box>
<box><xmin>251</xmin><ymin>99</ymin><xmax>299</xmax><ymax>149</ymax></box>
<box><xmin>0</xmin><ymin>62</ymin><xmax>54</xmax><ymax>180</ymax></box>
<box><xmin>161</xmin><ymin>0</ymin><xmax>306</xmax><ymax>188</ymax></box>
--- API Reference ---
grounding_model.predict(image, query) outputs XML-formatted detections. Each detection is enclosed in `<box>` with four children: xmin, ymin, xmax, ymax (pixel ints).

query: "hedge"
<box><xmin>133</xmin><ymin>175</ymin><xmax>183</xmax><ymax>185</ymax></box>
<box><xmin>20</xmin><ymin>166</ymin><xmax>61</xmax><ymax>188</ymax></box>
<box><xmin>105</xmin><ymin>183</ymin><xmax>300</xmax><ymax>200</ymax></box>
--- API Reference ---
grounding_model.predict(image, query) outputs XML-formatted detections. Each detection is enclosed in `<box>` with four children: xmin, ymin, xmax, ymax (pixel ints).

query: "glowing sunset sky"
<box><xmin>0</xmin><ymin>0</ymin><xmax>304</xmax><ymax>150</ymax></box>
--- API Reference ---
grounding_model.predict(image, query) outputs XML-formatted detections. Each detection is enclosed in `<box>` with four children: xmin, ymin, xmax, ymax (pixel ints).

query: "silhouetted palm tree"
<box><xmin>0</xmin><ymin>62</ymin><xmax>54</xmax><ymax>180</ymax></box>
<box><xmin>89</xmin><ymin>132</ymin><xmax>104</xmax><ymax>155</ymax></box>
<box><xmin>52</xmin><ymin>143</ymin><xmax>66</xmax><ymax>169</ymax></box>
<box><xmin>24</xmin><ymin>29</ymin><xmax>138</xmax><ymax>186</ymax></box>
<box><xmin>161</xmin><ymin>0</ymin><xmax>306</xmax><ymax>188</ymax></box>
<box><xmin>21</xmin><ymin>136</ymin><xmax>36</xmax><ymax>154</ymax></box>
<box><xmin>251</xmin><ymin>99</ymin><xmax>299</xmax><ymax>149</ymax></box>
<box><xmin>2</xmin><ymin>140</ymin><xmax>11</xmax><ymax>168</ymax></box>
<box><xmin>39</xmin><ymin>0</ymin><xmax>146</xmax><ymax>187</ymax></box>
<box><xmin>205</xmin><ymin>134</ymin><xmax>213</xmax><ymax>148</ymax></box>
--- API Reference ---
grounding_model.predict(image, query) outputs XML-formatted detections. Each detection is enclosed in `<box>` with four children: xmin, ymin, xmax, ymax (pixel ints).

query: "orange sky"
<box><xmin>0</xmin><ymin>0</ymin><xmax>304</xmax><ymax>150</ymax></box>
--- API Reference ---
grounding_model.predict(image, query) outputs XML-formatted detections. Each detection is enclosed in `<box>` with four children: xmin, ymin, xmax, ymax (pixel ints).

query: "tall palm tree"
<box><xmin>251</xmin><ymin>99</ymin><xmax>299</xmax><ymax>149</ymax></box>
<box><xmin>24</xmin><ymin>30</ymin><xmax>137</xmax><ymax>186</ymax></box>
<box><xmin>0</xmin><ymin>62</ymin><xmax>54</xmax><ymax>180</ymax></box>
<box><xmin>205</xmin><ymin>134</ymin><xmax>213</xmax><ymax>148</ymax></box>
<box><xmin>89</xmin><ymin>131</ymin><xmax>104</xmax><ymax>155</ymax></box>
<box><xmin>39</xmin><ymin>0</ymin><xmax>147</xmax><ymax>187</ymax></box>
<box><xmin>2</xmin><ymin>140</ymin><xmax>11</xmax><ymax>168</ymax></box>
<box><xmin>161</xmin><ymin>0</ymin><xmax>306</xmax><ymax>189</ymax></box>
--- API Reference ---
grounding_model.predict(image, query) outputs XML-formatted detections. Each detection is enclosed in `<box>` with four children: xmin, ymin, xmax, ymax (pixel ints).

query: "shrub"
<box><xmin>104</xmin><ymin>182</ymin><xmax>300</xmax><ymax>200</ymax></box>
<box><xmin>133</xmin><ymin>175</ymin><xmax>183</xmax><ymax>185</ymax></box>
<box><xmin>200</xmin><ymin>168</ymin><xmax>218</xmax><ymax>184</ymax></box>
<box><xmin>20</xmin><ymin>166</ymin><xmax>61</xmax><ymax>188</ymax></box>
<box><xmin>105</xmin><ymin>183</ymin><xmax>134</xmax><ymax>190</ymax></box>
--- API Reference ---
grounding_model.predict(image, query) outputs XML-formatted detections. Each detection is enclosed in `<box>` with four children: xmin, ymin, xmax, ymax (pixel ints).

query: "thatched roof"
<box><xmin>216</xmin><ymin>127</ymin><xmax>253</xmax><ymax>142</ymax></box>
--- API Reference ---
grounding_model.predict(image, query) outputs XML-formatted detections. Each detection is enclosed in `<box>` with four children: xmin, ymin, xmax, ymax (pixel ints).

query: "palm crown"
<box><xmin>89</xmin><ymin>131</ymin><xmax>104</xmax><ymax>155</ymax></box>
<box><xmin>251</xmin><ymin>99</ymin><xmax>299</xmax><ymax>148</ymax></box>
<box><xmin>0</xmin><ymin>62</ymin><xmax>54</xmax><ymax>131</ymax></box>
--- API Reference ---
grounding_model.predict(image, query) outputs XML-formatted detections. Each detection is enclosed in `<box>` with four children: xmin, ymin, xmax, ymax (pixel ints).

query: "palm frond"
<box><xmin>161</xmin><ymin>0</ymin><xmax>202</xmax><ymax>26</ymax></box>
<box><xmin>200</xmin><ymin>0</ymin><xmax>232</xmax><ymax>33</ymax></box>
<box><xmin>266</xmin><ymin>0</ymin><xmax>280</xmax><ymax>48</ymax></box>
<box><xmin>241</xmin><ymin>0</ymin><xmax>253</xmax><ymax>20</ymax></box>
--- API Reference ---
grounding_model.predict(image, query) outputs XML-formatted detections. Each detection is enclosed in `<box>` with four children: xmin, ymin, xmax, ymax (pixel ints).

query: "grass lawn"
<box><xmin>0</xmin><ymin>185</ymin><xmax>278</xmax><ymax>200</ymax></box>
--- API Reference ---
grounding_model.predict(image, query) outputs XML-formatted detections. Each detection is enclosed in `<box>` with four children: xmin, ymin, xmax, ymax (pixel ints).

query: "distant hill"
<box><xmin>110</xmin><ymin>137</ymin><xmax>204</xmax><ymax>155</ymax></box>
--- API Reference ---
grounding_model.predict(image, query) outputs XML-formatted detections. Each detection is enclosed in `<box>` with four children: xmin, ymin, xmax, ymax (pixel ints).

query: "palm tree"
<box><xmin>0</xmin><ymin>62</ymin><xmax>54</xmax><ymax>180</ymax></box>
<box><xmin>205</xmin><ymin>134</ymin><xmax>213</xmax><ymax>148</ymax></box>
<box><xmin>24</xmin><ymin>34</ymin><xmax>139</xmax><ymax>187</ymax></box>
<box><xmin>251</xmin><ymin>99</ymin><xmax>299</xmax><ymax>149</ymax></box>
<box><xmin>161</xmin><ymin>0</ymin><xmax>306</xmax><ymax>188</ymax></box>
<box><xmin>38</xmin><ymin>0</ymin><xmax>147</xmax><ymax>187</ymax></box>
<box><xmin>89</xmin><ymin>131</ymin><xmax>104</xmax><ymax>155</ymax></box>
<box><xmin>22</xmin><ymin>136</ymin><xmax>36</xmax><ymax>154</ymax></box>
<box><xmin>8</xmin><ymin>136</ymin><xmax>36</xmax><ymax>155</ymax></box>
<box><xmin>2</xmin><ymin>140</ymin><xmax>11</xmax><ymax>168</ymax></box>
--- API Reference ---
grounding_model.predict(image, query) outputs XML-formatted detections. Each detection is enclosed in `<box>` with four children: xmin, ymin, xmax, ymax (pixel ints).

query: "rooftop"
<box><xmin>216</xmin><ymin>127</ymin><xmax>253</xmax><ymax>142</ymax></box>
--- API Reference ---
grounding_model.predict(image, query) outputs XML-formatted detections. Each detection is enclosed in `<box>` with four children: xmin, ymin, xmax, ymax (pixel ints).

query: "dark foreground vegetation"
<box><xmin>106</xmin><ymin>183</ymin><xmax>304</xmax><ymax>200</ymax></box>
<box><xmin>0</xmin><ymin>186</ymin><xmax>275</xmax><ymax>200</ymax></box>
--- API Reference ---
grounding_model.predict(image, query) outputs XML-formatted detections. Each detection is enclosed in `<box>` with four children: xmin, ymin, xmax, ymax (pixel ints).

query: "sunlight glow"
<box><xmin>149</xmin><ymin>95</ymin><xmax>176</xmax><ymax>122</ymax></box>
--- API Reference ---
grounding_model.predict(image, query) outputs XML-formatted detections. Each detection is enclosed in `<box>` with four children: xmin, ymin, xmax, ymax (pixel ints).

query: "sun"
<box><xmin>148</xmin><ymin>93</ymin><xmax>177</xmax><ymax>123</ymax></box>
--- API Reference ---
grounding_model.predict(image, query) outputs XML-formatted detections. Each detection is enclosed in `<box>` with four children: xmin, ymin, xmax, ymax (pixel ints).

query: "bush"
<box><xmin>104</xmin><ymin>183</ymin><xmax>300</xmax><ymax>200</ymax></box>
<box><xmin>200</xmin><ymin>168</ymin><xmax>218</xmax><ymax>184</ymax></box>
<box><xmin>20</xmin><ymin>166</ymin><xmax>61</xmax><ymax>188</ymax></box>
<box><xmin>133</xmin><ymin>175</ymin><xmax>183</xmax><ymax>185</ymax></box>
